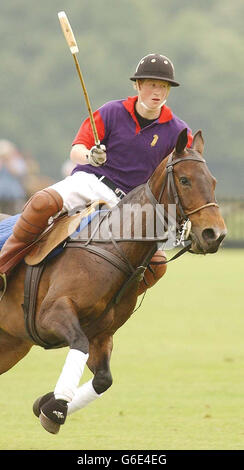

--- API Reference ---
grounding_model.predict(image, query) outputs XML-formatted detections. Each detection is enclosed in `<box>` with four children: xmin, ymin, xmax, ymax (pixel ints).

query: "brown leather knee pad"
<box><xmin>14</xmin><ymin>188</ymin><xmax>63</xmax><ymax>242</ymax></box>
<box><xmin>138</xmin><ymin>250</ymin><xmax>167</xmax><ymax>295</ymax></box>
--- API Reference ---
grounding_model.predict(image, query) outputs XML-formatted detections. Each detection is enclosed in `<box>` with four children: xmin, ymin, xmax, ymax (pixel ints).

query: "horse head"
<box><xmin>166</xmin><ymin>128</ymin><xmax>227</xmax><ymax>254</ymax></box>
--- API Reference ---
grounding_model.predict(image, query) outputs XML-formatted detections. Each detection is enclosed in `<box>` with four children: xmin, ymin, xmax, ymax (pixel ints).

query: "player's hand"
<box><xmin>87</xmin><ymin>145</ymin><xmax>107</xmax><ymax>166</ymax></box>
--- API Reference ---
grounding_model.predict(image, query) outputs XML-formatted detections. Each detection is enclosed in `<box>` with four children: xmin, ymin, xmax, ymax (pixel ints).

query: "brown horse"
<box><xmin>0</xmin><ymin>129</ymin><xmax>226</xmax><ymax>433</ymax></box>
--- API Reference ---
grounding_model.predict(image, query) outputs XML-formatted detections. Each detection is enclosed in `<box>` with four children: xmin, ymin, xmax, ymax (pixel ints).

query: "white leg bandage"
<box><xmin>67</xmin><ymin>378</ymin><xmax>102</xmax><ymax>415</ymax></box>
<box><xmin>54</xmin><ymin>349</ymin><xmax>89</xmax><ymax>402</ymax></box>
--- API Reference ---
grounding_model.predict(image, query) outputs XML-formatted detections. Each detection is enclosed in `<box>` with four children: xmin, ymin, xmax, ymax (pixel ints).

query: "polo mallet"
<box><xmin>58</xmin><ymin>11</ymin><xmax>100</xmax><ymax>146</ymax></box>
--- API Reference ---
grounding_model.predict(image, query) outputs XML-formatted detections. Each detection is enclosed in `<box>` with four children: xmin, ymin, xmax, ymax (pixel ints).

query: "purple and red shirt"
<box><xmin>72</xmin><ymin>96</ymin><xmax>193</xmax><ymax>194</ymax></box>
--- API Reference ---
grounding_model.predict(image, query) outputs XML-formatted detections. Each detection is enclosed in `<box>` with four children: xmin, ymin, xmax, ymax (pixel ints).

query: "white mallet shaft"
<box><xmin>58</xmin><ymin>11</ymin><xmax>100</xmax><ymax>146</ymax></box>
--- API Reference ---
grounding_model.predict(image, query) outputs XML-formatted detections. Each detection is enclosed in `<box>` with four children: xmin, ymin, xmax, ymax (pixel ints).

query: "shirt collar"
<box><xmin>123</xmin><ymin>95</ymin><xmax>173</xmax><ymax>127</ymax></box>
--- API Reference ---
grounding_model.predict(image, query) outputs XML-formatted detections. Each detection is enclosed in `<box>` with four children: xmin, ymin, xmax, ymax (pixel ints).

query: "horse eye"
<box><xmin>179</xmin><ymin>176</ymin><xmax>190</xmax><ymax>186</ymax></box>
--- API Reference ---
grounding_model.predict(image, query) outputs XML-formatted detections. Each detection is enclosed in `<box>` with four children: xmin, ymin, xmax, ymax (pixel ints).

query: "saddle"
<box><xmin>24</xmin><ymin>200</ymin><xmax>108</xmax><ymax>266</ymax></box>
<box><xmin>0</xmin><ymin>200</ymin><xmax>108</xmax><ymax>269</ymax></box>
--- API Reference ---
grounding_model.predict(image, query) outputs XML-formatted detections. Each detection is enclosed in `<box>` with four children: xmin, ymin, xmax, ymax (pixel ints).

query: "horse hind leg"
<box><xmin>0</xmin><ymin>329</ymin><xmax>31</xmax><ymax>375</ymax></box>
<box><xmin>67</xmin><ymin>335</ymin><xmax>113</xmax><ymax>416</ymax></box>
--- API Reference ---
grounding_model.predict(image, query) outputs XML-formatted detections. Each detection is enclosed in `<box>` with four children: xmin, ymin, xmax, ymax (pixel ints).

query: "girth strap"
<box><xmin>22</xmin><ymin>262</ymin><xmax>65</xmax><ymax>349</ymax></box>
<box><xmin>65</xmin><ymin>241</ymin><xmax>133</xmax><ymax>276</ymax></box>
<box><xmin>22</xmin><ymin>263</ymin><xmax>48</xmax><ymax>348</ymax></box>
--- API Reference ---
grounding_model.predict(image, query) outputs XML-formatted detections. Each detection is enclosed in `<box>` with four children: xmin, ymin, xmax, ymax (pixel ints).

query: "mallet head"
<box><xmin>58</xmin><ymin>11</ymin><xmax>79</xmax><ymax>55</ymax></box>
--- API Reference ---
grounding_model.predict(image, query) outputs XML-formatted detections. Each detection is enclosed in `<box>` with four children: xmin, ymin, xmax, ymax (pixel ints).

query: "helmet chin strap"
<box><xmin>139</xmin><ymin>86</ymin><xmax>170</xmax><ymax>111</ymax></box>
<box><xmin>140</xmin><ymin>99</ymin><xmax>167</xmax><ymax>110</ymax></box>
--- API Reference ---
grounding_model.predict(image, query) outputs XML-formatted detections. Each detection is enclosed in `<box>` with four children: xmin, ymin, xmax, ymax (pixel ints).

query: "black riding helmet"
<box><xmin>130</xmin><ymin>53</ymin><xmax>180</xmax><ymax>87</ymax></box>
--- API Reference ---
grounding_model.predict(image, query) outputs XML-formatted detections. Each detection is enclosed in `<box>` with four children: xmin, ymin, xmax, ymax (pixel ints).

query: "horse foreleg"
<box><xmin>67</xmin><ymin>334</ymin><xmax>113</xmax><ymax>415</ymax></box>
<box><xmin>0</xmin><ymin>329</ymin><xmax>31</xmax><ymax>374</ymax></box>
<box><xmin>36</xmin><ymin>297</ymin><xmax>89</xmax><ymax>433</ymax></box>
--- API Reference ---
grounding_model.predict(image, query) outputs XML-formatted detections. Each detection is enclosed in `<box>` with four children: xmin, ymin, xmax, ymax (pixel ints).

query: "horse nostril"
<box><xmin>202</xmin><ymin>228</ymin><xmax>217</xmax><ymax>242</ymax></box>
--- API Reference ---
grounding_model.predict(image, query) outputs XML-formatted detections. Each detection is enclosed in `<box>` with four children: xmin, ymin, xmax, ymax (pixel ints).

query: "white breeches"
<box><xmin>49</xmin><ymin>171</ymin><xmax>120</xmax><ymax>214</ymax></box>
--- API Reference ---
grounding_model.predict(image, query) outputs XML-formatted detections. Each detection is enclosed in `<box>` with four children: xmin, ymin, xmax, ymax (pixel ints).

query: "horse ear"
<box><xmin>192</xmin><ymin>130</ymin><xmax>204</xmax><ymax>155</ymax></box>
<box><xmin>175</xmin><ymin>128</ymin><xmax>188</xmax><ymax>155</ymax></box>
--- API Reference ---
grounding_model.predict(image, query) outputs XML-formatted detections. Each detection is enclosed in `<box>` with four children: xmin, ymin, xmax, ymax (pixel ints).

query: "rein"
<box><xmin>80</xmin><ymin>151</ymin><xmax>220</xmax><ymax>273</ymax></box>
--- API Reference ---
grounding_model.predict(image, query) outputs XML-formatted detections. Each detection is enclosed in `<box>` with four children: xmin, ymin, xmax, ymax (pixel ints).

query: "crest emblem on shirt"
<box><xmin>151</xmin><ymin>134</ymin><xmax>159</xmax><ymax>147</ymax></box>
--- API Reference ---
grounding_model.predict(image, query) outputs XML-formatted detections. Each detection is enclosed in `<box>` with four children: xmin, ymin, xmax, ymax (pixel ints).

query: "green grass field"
<box><xmin>0</xmin><ymin>248</ymin><xmax>243</xmax><ymax>450</ymax></box>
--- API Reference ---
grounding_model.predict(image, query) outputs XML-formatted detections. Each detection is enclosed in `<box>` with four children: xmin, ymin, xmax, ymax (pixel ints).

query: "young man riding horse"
<box><xmin>0</xmin><ymin>53</ymin><xmax>193</xmax><ymax>294</ymax></box>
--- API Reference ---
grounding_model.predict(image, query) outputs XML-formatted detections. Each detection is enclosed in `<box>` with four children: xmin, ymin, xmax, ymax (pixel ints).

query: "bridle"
<box><xmin>146</xmin><ymin>151</ymin><xmax>219</xmax><ymax>247</ymax></box>
<box><xmin>155</xmin><ymin>152</ymin><xmax>218</xmax><ymax>216</ymax></box>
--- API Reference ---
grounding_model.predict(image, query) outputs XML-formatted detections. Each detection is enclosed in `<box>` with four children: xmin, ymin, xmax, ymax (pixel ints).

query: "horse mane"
<box><xmin>115</xmin><ymin>184</ymin><xmax>146</xmax><ymax>208</ymax></box>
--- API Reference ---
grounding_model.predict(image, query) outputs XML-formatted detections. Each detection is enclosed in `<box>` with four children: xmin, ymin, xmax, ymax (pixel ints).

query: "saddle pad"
<box><xmin>25</xmin><ymin>201</ymin><xmax>108</xmax><ymax>266</ymax></box>
<box><xmin>0</xmin><ymin>214</ymin><xmax>20</xmax><ymax>250</ymax></box>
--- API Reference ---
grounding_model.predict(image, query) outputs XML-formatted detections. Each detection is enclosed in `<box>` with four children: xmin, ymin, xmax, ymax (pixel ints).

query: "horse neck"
<box><xmin>147</xmin><ymin>154</ymin><xmax>169</xmax><ymax>205</ymax></box>
<box><xmin>107</xmin><ymin>159</ymin><xmax>169</xmax><ymax>268</ymax></box>
<box><xmin>115</xmin><ymin>188</ymin><xmax>158</xmax><ymax>268</ymax></box>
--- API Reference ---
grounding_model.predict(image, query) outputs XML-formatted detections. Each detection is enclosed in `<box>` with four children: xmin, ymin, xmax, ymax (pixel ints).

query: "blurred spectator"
<box><xmin>0</xmin><ymin>139</ymin><xmax>55</xmax><ymax>216</ymax></box>
<box><xmin>23</xmin><ymin>152</ymin><xmax>54</xmax><ymax>199</ymax></box>
<box><xmin>0</xmin><ymin>139</ymin><xmax>27</xmax><ymax>214</ymax></box>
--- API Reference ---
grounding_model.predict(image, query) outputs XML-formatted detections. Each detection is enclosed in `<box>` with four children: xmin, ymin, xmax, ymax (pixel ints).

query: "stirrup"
<box><xmin>0</xmin><ymin>273</ymin><xmax>7</xmax><ymax>301</ymax></box>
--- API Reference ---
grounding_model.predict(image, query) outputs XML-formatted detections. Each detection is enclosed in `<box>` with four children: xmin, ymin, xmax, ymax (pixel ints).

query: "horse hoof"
<box><xmin>39</xmin><ymin>396</ymin><xmax>68</xmax><ymax>434</ymax></box>
<box><xmin>33</xmin><ymin>392</ymin><xmax>54</xmax><ymax>418</ymax></box>
<box><xmin>40</xmin><ymin>410</ymin><xmax>60</xmax><ymax>434</ymax></box>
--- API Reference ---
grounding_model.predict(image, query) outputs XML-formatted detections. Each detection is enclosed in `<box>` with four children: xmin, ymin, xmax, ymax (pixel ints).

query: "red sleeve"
<box><xmin>72</xmin><ymin>110</ymin><xmax>105</xmax><ymax>148</ymax></box>
<box><xmin>187</xmin><ymin>129</ymin><xmax>193</xmax><ymax>148</ymax></box>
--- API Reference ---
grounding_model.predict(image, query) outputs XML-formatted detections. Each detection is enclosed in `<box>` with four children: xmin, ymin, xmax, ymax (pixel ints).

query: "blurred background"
<box><xmin>0</xmin><ymin>0</ymin><xmax>243</xmax><ymax>245</ymax></box>
<box><xmin>0</xmin><ymin>2</ymin><xmax>243</xmax><ymax>449</ymax></box>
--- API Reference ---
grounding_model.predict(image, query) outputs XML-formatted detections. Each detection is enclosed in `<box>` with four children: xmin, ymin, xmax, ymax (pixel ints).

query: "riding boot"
<box><xmin>0</xmin><ymin>188</ymin><xmax>63</xmax><ymax>291</ymax></box>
